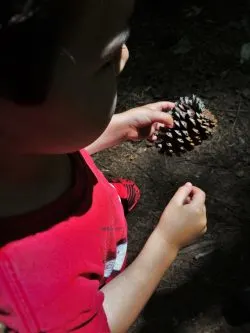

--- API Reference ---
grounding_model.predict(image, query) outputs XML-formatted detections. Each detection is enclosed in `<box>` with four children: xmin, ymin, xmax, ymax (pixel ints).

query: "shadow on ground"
<box><xmin>94</xmin><ymin>0</ymin><xmax>250</xmax><ymax>332</ymax></box>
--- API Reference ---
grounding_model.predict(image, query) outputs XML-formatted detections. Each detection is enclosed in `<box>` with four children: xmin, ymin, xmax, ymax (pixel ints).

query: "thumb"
<box><xmin>145</xmin><ymin>109</ymin><xmax>174</xmax><ymax>128</ymax></box>
<box><xmin>171</xmin><ymin>182</ymin><xmax>193</xmax><ymax>206</ymax></box>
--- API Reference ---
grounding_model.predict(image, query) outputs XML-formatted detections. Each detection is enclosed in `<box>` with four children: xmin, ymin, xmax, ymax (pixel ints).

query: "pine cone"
<box><xmin>155</xmin><ymin>95</ymin><xmax>217</xmax><ymax>156</ymax></box>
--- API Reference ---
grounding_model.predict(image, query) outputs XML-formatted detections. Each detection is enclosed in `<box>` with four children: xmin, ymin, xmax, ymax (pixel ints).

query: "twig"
<box><xmin>164</xmin><ymin>153</ymin><xmax>170</xmax><ymax>170</ymax></box>
<box><xmin>180</xmin><ymin>240</ymin><xmax>216</xmax><ymax>254</ymax></box>
<box><xmin>218</xmin><ymin>109</ymin><xmax>249</xmax><ymax>113</ymax></box>
<box><xmin>194</xmin><ymin>248</ymin><xmax>216</xmax><ymax>260</ymax></box>
<box><xmin>232</xmin><ymin>98</ymin><xmax>242</xmax><ymax>131</ymax></box>
<box><xmin>157</xmin><ymin>286</ymin><xmax>173</xmax><ymax>292</ymax></box>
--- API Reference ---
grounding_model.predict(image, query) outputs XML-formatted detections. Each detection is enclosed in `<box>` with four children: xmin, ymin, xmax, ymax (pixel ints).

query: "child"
<box><xmin>0</xmin><ymin>1</ymin><xmax>207</xmax><ymax>332</ymax></box>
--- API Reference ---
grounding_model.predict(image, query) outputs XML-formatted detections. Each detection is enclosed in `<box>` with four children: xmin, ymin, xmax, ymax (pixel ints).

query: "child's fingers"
<box><xmin>147</xmin><ymin>101</ymin><xmax>175</xmax><ymax>111</ymax></box>
<box><xmin>184</xmin><ymin>196</ymin><xmax>192</xmax><ymax>205</ymax></box>
<box><xmin>145</xmin><ymin>110</ymin><xmax>174</xmax><ymax>128</ymax></box>
<box><xmin>156</xmin><ymin>123</ymin><xmax>165</xmax><ymax>131</ymax></box>
<box><xmin>147</xmin><ymin>134</ymin><xmax>157</xmax><ymax>142</ymax></box>
<box><xmin>190</xmin><ymin>186</ymin><xmax>206</xmax><ymax>207</ymax></box>
<box><xmin>172</xmin><ymin>182</ymin><xmax>193</xmax><ymax>205</ymax></box>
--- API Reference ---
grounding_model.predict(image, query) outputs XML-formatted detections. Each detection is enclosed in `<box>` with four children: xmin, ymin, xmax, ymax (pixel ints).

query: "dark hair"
<box><xmin>0</xmin><ymin>1</ymin><xmax>66</xmax><ymax>104</ymax></box>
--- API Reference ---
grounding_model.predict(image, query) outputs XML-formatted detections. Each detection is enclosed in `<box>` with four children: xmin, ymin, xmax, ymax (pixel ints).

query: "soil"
<box><xmin>94</xmin><ymin>1</ymin><xmax>250</xmax><ymax>332</ymax></box>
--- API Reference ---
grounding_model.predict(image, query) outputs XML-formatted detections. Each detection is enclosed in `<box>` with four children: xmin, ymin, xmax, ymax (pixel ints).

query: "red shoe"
<box><xmin>110</xmin><ymin>178</ymin><xmax>141</xmax><ymax>214</ymax></box>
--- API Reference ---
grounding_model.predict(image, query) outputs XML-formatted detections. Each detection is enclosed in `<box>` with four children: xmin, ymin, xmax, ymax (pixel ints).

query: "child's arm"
<box><xmin>85</xmin><ymin>101</ymin><xmax>174</xmax><ymax>154</ymax></box>
<box><xmin>102</xmin><ymin>183</ymin><xmax>207</xmax><ymax>333</ymax></box>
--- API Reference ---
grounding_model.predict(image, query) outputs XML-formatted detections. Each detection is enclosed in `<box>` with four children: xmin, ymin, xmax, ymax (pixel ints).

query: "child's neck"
<box><xmin>0</xmin><ymin>154</ymin><xmax>72</xmax><ymax>217</ymax></box>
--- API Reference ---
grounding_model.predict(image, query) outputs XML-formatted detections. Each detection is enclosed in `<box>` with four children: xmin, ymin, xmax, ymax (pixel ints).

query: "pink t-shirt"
<box><xmin>0</xmin><ymin>150</ymin><xmax>127</xmax><ymax>332</ymax></box>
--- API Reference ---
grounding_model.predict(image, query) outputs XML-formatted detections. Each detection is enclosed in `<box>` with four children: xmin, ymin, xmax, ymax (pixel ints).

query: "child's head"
<box><xmin>0</xmin><ymin>0</ymin><xmax>134</xmax><ymax>154</ymax></box>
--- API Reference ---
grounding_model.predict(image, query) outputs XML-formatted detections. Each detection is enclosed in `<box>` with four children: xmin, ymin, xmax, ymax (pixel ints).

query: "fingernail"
<box><xmin>185</xmin><ymin>182</ymin><xmax>192</xmax><ymax>187</ymax></box>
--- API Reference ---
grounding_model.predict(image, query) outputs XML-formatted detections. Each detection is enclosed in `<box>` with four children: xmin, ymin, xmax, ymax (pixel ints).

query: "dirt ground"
<box><xmin>94</xmin><ymin>1</ymin><xmax>250</xmax><ymax>332</ymax></box>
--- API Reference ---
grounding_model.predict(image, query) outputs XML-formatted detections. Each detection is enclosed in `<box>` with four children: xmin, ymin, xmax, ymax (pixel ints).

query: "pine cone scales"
<box><xmin>156</xmin><ymin>95</ymin><xmax>217</xmax><ymax>156</ymax></box>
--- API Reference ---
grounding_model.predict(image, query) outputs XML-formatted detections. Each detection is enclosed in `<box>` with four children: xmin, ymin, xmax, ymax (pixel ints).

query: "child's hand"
<box><xmin>85</xmin><ymin>101</ymin><xmax>174</xmax><ymax>154</ymax></box>
<box><xmin>119</xmin><ymin>101</ymin><xmax>174</xmax><ymax>142</ymax></box>
<box><xmin>156</xmin><ymin>182</ymin><xmax>207</xmax><ymax>251</ymax></box>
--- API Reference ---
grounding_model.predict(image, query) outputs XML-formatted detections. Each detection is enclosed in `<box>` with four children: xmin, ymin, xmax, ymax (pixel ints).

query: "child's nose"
<box><xmin>115</xmin><ymin>44</ymin><xmax>129</xmax><ymax>75</ymax></box>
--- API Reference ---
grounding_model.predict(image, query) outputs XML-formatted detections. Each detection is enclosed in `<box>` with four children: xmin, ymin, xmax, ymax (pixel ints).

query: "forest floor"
<box><xmin>94</xmin><ymin>1</ymin><xmax>250</xmax><ymax>332</ymax></box>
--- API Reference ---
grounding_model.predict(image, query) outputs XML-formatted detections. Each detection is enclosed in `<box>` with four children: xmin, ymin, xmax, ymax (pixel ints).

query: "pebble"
<box><xmin>236</xmin><ymin>170</ymin><xmax>244</xmax><ymax>177</ymax></box>
<box><xmin>241</xmin><ymin>88</ymin><xmax>250</xmax><ymax>99</ymax></box>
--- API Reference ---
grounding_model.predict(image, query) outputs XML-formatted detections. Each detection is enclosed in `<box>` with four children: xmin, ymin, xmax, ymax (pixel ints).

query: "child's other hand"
<box><xmin>156</xmin><ymin>182</ymin><xmax>207</xmax><ymax>251</ymax></box>
<box><xmin>119</xmin><ymin>101</ymin><xmax>174</xmax><ymax>142</ymax></box>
